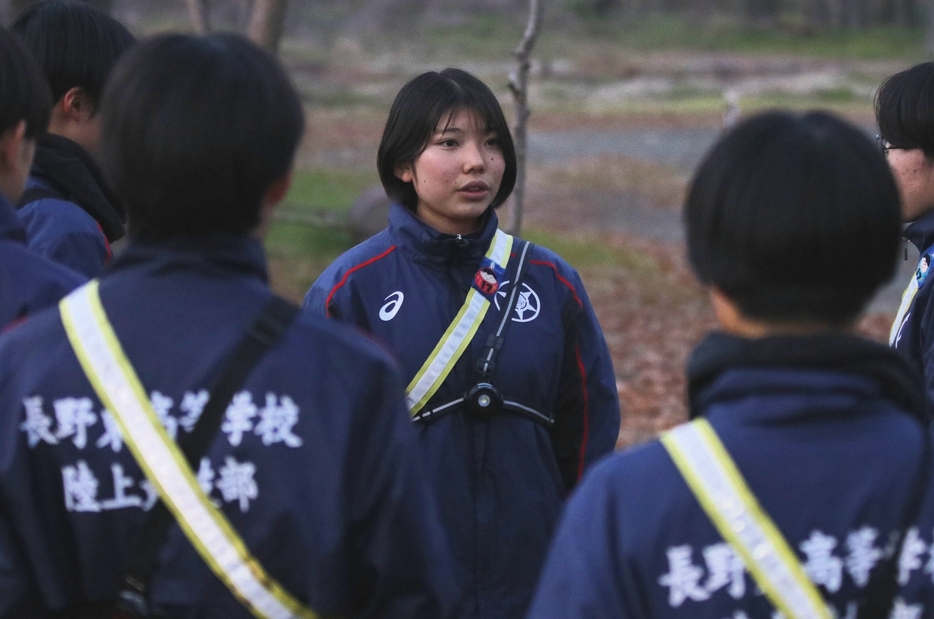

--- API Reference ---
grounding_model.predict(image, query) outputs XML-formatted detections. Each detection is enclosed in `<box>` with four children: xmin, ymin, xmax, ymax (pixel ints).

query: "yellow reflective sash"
<box><xmin>60</xmin><ymin>281</ymin><xmax>317</xmax><ymax>619</ymax></box>
<box><xmin>661</xmin><ymin>419</ymin><xmax>831</xmax><ymax>619</ymax></box>
<box><xmin>405</xmin><ymin>229</ymin><xmax>513</xmax><ymax>415</ymax></box>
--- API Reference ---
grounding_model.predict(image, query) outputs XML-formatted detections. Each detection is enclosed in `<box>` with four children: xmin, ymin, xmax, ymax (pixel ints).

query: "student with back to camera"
<box><xmin>11</xmin><ymin>0</ymin><xmax>135</xmax><ymax>276</ymax></box>
<box><xmin>527</xmin><ymin>111</ymin><xmax>934</xmax><ymax>618</ymax></box>
<box><xmin>0</xmin><ymin>25</ymin><xmax>83</xmax><ymax>329</ymax></box>
<box><xmin>305</xmin><ymin>68</ymin><xmax>621</xmax><ymax>618</ymax></box>
<box><xmin>878</xmin><ymin>62</ymin><xmax>934</xmax><ymax>420</ymax></box>
<box><xmin>0</xmin><ymin>33</ymin><xmax>457</xmax><ymax>618</ymax></box>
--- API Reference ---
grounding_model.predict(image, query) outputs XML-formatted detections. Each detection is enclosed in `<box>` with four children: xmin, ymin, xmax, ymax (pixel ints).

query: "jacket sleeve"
<box><xmin>343</xmin><ymin>352</ymin><xmax>460</xmax><ymax>618</ymax></box>
<box><xmin>303</xmin><ymin>281</ymin><xmax>330</xmax><ymax>317</ymax></box>
<box><xmin>18</xmin><ymin>199</ymin><xmax>109</xmax><ymax>278</ymax></box>
<box><xmin>549</xmin><ymin>266</ymin><xmax>621</xmax><ymax>490</ymax></box>
<box><xmin>526</xmin><ymin>458</ymin><xmax>635</xmax><ymax>619</ymax></box>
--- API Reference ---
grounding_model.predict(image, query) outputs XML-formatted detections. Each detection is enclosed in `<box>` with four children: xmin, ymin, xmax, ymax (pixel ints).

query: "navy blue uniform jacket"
<box><xmin>0</xmin><ymin>235</ymin><xmax>457</xmax><ymax>618</ymax></box>
<box><xmin>0</xmin><ymin>190</ymin><xmax>83</xmax><ymax>330</ymax></box>
<box><xmin>305</xmin><ymin>204</ymin><xmax>621</xmax><ymax>619</ymax></box>
<box><xmin>528</xmin><ymin>332</ymin><xmax>934</xmax><ymax>618</ymax></box>
<box><xmin>17</xmin><ymin>135</ymin><xmax>126</xmax><ymax>277</ymax></box>
<box><xmin>892</xmin><ymin>208</ymin><xmax>934</xmax><ymax>420</ymax></box>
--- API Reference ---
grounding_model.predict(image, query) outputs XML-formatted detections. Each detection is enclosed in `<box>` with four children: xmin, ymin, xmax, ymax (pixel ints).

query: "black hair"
<box><xmin>377</xmin><ymin>68</ymin><xmax>517</xmax><ymax>213</ymax></box>
<box><xmin>685</xmin><ymin>110</ymin><xmax>901</xmax><ymax>327</ymax></box>
<box><xmin>11</xmin><ymin>0</ymin><xmax>135</xmax><ymax>112</ymax></box>
<box><xmin>0</xmin><ymin>26</ymin><xmax>50</xmax><ymax>139</ymax></box>
<box><xmin>98</xmin><ymin>33</ymin><xmax>305</xmax><ymax>239</ymax></box>
<box><xmin>875</xmin><ymin>62</ymin><xmax>934</xmax><ymax>158</ymax></box>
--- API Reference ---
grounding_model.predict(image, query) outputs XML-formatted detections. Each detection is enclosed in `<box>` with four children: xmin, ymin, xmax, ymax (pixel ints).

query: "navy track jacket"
<box><xmin>0</xmin><ymin>235</ymin><xmax>458</xmax><ymax>618</ymax></box>
<box><xmin>0</xmin><ymin>190</ymin><xmax>83</xmax><ymax>330</ymax></box>
<box><xmin>305</xmin><ymin>204</ymin><xmax>621</xmax><ymax>619</ymax></box>
<box><xmin>17</xmin><ymin>135</ymin><xmax>125</xmax><ymax>277</ymax></box>
<box><xmin>892</xmin><ymin>208</ymin><xmax>934</xmax><ymax>420</ymax></box>
<box><xmin>528</xmin><ymin>332</ymin><xmax>934</xmax><ymax>618</ymax></box>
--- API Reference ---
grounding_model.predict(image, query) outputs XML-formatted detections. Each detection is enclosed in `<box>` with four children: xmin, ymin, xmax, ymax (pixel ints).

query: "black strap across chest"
<box><xmin>111</xmin><ymin>295</ymin><xmax>299</xmax><ymax>618</ymax></box>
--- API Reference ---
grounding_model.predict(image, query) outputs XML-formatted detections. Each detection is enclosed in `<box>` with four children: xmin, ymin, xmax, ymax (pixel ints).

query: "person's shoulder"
<box><xmin>313</xmin><ymin>230</ymin><xmax>397</xmax><ymax>291</ymax></box>
<box><xmin>577</xmin><ymin>435</ymin><xmax>677</xmax><ymax>499</ymax></box>
<box><xmin>286</xmin><ymin>307</ymin><xmax>398</xmax><ymax>371</ymax></box>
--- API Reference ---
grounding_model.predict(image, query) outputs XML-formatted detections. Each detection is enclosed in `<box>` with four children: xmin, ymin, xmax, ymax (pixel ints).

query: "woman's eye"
<box><xmin>486</xmin><ymin>137</ymin><xmax>500</xmax><ymax>147</ymax></box>
<box><xmin>439</xmin><ymin>139</ymin><xmax>457</xmax><ymax>147</ymax></box>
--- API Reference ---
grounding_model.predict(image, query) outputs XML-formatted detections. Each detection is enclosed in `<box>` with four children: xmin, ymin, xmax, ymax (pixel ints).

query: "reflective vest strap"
<box><xmin>660</xmin><ymin>419</ymin><xmax>831</xmax><ymax>619</ymax></box>
<box><xmin>59</xmin><ymin>282</ymin><xmax>317</xmax><ymax>619</ymax></box>
<box><xmin>405</xmin><ymin>230</ymin><xmax>514</xmax><ymax>415</ymax></box>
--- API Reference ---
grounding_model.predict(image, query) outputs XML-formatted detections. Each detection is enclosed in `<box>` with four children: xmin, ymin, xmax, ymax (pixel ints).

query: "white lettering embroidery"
<box><xmin>898</xmin><ymin>528</ymin><xmax>927</xmax><ymax>585</ymax></box>
<box><xmin>703</xmin><ymin>543</ymin><xmax>745</xmax><ymax>598</ymax></box>
<box><xmin>217</xmin><ymin>456</ymin><xmax>258</xmax><ymax>513</ymax></box>
<box><xmin>659</xmin><ymin>545</ymin><xmax>710</xmax><ymax>607</ymax></box>
<box><xmin>20</xmin><ymin>396</ymin><xmax>57</xmax><ymax>447</ymax></box>
<box><xmin>96</xmin><ymin>411</ymin><xmax>123</xmax><ymax>452</ymax></box>
<box><xmin>845</xmin><ymin>527</ymin><xmax>883</xmax><ymax>588</ymax></box>
<box><xmin>890</xmin><ymin>598</ymin><xmax>923</xmax><ymax>619</ymax></box>
<box><xmin>197</xmin><ymin>457</ymin><xmax>220</xmax><ymax>506</ymax></box>
<box><xmin>254</xmin><ymin>394</ymin><xmax>303</xmax><ymax>447</ymax></box>
<box><xmin>62</xmin><ymin>460</ymin><xmax>101</xmax><ymax>512</ymax></box>
<box><xmin>150</xmin><ymin>391</ymin><xmax>177</xmax><ymax>439</ymax></box>
<box><xmin>54</xmin><ymin>397</ymin><xmax>97</xmax><ymax>449</ymax></box>
<box><xmin>101</xmin><ymin>463</ymin><xmax>142</xmax><ymax>510</ymax></box>
<box><xmin>222</xmin><ymin>392</ymin><xmax>257</xmax><ymax>446</ymax></box>
<box><xmin>139</xmin><ymin>480</ymin><xmax>159</xmax><ymax>511</ymax></box>
<box><xmin>179</xmin><ymin>390</ymin><xmax>209</xmax><ymax>433</ymax></box>
<box><xmin>801</xmin><ymin>530</ymin><xmax>844</xmax><ymax>593</ymax></box>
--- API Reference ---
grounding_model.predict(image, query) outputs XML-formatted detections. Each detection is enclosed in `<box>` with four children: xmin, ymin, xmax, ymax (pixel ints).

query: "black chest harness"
<box><xmin>410</xmin><ymin>238</ymin><xmax>553</xmax><ymax>428</ymax></box>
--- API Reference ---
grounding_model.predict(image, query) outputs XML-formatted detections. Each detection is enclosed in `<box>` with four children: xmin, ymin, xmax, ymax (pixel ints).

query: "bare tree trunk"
<box><xmin>184</xmin><ymin>0</ymin><xmax>211</xmax><ymax>34</ymax></box>
<box><xmin>506</xmin><ymin>0</ymin><xmax>543</xmax><ymax>237</ymax></box>
<box><xmin>246</xmin><ymin>0</ymin><xmax>289</xmax><ymax>54</ymax></box>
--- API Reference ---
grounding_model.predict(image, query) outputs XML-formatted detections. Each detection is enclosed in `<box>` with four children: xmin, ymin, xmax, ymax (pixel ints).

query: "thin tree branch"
<box><xmin>507</xmin><ymin>0</ymin><xmax>543</xmax><ymax>237</ymax></box>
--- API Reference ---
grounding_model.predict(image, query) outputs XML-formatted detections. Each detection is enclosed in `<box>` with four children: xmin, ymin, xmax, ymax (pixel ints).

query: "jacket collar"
<box><xmin>108</xmin><ymin>234</ymin><xmax>268</xmax><ymax>283</ymax></box>
<box><xmin>0</xmin><ymin>191</ymin><xmax>26</xmax><ymax>243</ymax></box>
<box><xmin>904</xmin><ymin>208</ymin><xmax>934</xmax><ymax>253</ymax></box>
<box><xmin>387</xmin><ymin>202</ymin><xmax>499</xmax><ymax>267</ymax></box>
<box><xmin>687</xmin><ymin>331</ymin><xmax>927</xmax><ymax>424</ymax></box>
<box><xmin>31</xmin><ymin>134</ymin><xmax>126</xmax><ymax>242</ymax></box>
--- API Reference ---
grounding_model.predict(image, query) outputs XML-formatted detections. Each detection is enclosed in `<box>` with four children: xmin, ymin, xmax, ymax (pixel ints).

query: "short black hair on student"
<box><xmin>0</xmin><ymin>27</ymin><xmax>51</xmax><ymax>139</ymax></box>
<box><xmin>377</xmin><ymin>68</ymin><xmax>517</xmax><ymax>213</ymax></box>
<box><xmin>685</xmin><ymin>110</ymin><xmax>901</xmax><ymax>327</ymax></box>
<box><xmin>875</xmin><ymin>62</ymin><xmax>934</xmax><ymax>159</ymax></box>
<box><xmin>98</xmin><ymin>33</ymin><xmax>304</xmax><ymax>239</ymax></box>
<box><xmin>11</xmin><ymin>0</ymin><xmax>134</xmax><ymax>112</ymax></box>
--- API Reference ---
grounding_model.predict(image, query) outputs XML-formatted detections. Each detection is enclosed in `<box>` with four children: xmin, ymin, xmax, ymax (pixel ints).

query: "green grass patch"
<box><xmin>523</xmin><ymin>228</ymin><xmax>658</xmax><ymax>273</ymax></box>
<box><xmin>558</xmin><ymin>14</ymin><xmax>926</xmax><ymax>60</ymax></box>
<box><xmin>280</xmin><ymin>168</ymin><xmax>378</xmax><ymax>215</ymax></box>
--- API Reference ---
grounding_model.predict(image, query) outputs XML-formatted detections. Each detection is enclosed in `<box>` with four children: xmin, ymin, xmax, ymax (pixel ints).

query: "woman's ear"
<box><xmin>394</xmin><ymin>162</ymin><xmax>414</xmax><ymax>183</ymax></box>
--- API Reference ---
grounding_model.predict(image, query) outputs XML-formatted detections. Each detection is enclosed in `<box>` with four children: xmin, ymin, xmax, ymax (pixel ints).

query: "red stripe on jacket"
<box><xmin>530</xmin><ymin>260</ymin><xmax>583</xmax><ymax>307</ymax></box>
<box><xmin>526</xmin><ymin>258</ymin><xmax>590</xmax><ymax>480</ymax></box>
<box><xmin>325</xmin><ymin>246</ymin><xmax>397</xmax><ymax>317</ymax></box>
<box><xmin>574</xmin><ymin>343</ymin><xmax>590</xmax><ymax>481</ymax></box>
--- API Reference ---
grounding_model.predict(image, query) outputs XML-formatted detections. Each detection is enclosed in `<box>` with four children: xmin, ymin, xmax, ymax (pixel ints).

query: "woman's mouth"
<box><xmin>459</xmin><ymin>181</ymin><xmax>491</xmax><ymax>197</ymax></box>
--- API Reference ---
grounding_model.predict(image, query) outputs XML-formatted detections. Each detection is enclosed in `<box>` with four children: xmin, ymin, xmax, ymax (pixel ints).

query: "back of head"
<box><xmin>377</xmin><ymin>67</ymin><xmax>517</xmax><ymax>212</ymax></box>
<box><xmin>875</xmin><ymin>61</ymin><xmax>934</xmax><ymax>158</ymax></box>
<box><xmin>0</xmin><ymin>26</ymin><xmax>51</xmax><ymax>139</ymax></box>
<box><xmin>685</xmin><ymin>110</ymin><xmax>901</xmax><ymax>327</ymax></box>
<box><xmin>11</xmin><ymin>0</ymin><xmax>135</xmax><ymax>110</ymax></box>
<box><xmin>98</xmin><ymin>33</ymin><xmax>305</xmax><ymax>239</ymax></box>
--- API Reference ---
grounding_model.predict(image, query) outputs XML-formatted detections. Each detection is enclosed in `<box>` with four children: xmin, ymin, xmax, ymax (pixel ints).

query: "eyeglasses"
<box><xmin>876</xmin><ymin>134</ymin><xmax>909</xmax><ymax>157</ymax></box>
